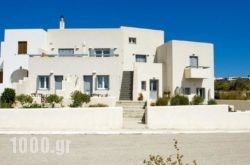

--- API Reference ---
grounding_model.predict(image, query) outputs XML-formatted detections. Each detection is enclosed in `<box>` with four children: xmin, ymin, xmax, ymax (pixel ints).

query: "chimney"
<box><xmin>59</xmin><ymin>16</ymin><xmax>65</xmax><ymax>29</ymax></box>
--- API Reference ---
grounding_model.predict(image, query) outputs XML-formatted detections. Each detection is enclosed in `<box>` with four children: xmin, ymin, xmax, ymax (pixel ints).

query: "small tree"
<box><xmin>156</xmin><ymin>97</ymin><xmax>169</xmax><ymax>106</ymax></box>
<box><xmin>16</xmin><ymin>94</ymin><xmax>33</xmax><ymax>107</ymax></box>
<box><xmin>192</xmin><ymin>95</ymin><xmax>204</xmax><ymax>105</ymax></box>
<box><xmin>70</xmin><ymin>90</ymin><xmax>90</xmax><ymax>107</ymax></box>
<box><xmin>208</xmin><ymin>99</ymin><xmax>217</xmax><ymax>105</ymax></box>
<box><xmin>1</xmin><ymin>88</ymin><xmax>16</xmax><ymax>108</ymax></box>
<box><xmin>45</xmin><ymin>94</ymin><xmax>63</xmax><ymax>108</ymax></box>
<box><xmin>170</xmin><ymin>95</ymin><xmax>189</xmax><ymax>106</ymax></box>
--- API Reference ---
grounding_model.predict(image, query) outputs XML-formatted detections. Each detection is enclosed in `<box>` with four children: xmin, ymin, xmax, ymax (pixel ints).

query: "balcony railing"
<box><xmin>184</xmin><ymin>66</ymin><xmax>212</xmax><ymax>79</ymax></box>
<box><xmin>29</xmin><ymin>54</ymin><xmax>119</xmax><ymax>58</ymax></box>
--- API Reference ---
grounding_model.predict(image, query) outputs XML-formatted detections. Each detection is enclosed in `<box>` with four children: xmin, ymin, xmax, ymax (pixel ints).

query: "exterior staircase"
<box><xmin>119</xmin><ymin>71</ymin><xmax>133</xmax><ymax>100</ymax></box>
<box><xmin>116</xmin><ymin>101</ymin><xmax>147</xmax><ymax>128</ymax></box>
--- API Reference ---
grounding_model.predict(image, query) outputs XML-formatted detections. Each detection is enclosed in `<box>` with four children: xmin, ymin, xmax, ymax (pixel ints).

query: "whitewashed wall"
<box><xmin>147</xmin><ymin>105</ymin><xmax>250</xmax><ymax>130</ymax></box>
<box><xmin>133</xmin><ymin>63</ymin><xmax>163</xmax><ymax>101</ymax></box>
<box><xmin>156</xmin><ymin>40</ymin><xmax>214</xmax><ymax>101</ymax></box>
<box><xmin>0</xmin><ymin>107</ymin><xmax>123</xmax><ymax>131</ymax></box>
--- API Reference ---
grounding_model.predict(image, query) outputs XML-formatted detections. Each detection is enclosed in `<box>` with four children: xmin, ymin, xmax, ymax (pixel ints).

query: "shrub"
<box><xmin>70</xmin><ymin>90</ymin><xmax>90</xmax><ymax>107</ymax></box>
<box><xmin>45</xmin><ymin>94</ymin><xmax>63</xmax><ymax>108</ymax></box>
<box><xmin>170</xmin><ymin>95</ymin><xmax>189</xmax><ymax>106</ymax></box>
<box><xmin>156</xmin><ymin>97</ymin><xmax>169</xmax><ymax>106</ymax></box>
<box><xmin>89</xmin><ymin>103</ymin><xmax>108</xmax><ymax>107</ymax></box>
<box><xmin>192</xmin><ymin>95</ymin><xmax>204</xmax><ymax>105</ymax></box>
<box><xmin>144</xmin><ymin>139</ymin><xmax>197</xmax><ymax>165</ymax></box>
<box><xmin>16</xmin><ymin>94</ymin><xmax>33</xmax><ymax>107</ymax></box>
<box><xmin>1</xmin><ymin>88</ymin><xmax>16</xmax><ymax>108</ymax></box>
<box><xmin>208</xmin><ymin>99</ymin><xmax>217</xmax><ymax>105</ymax></box>
<box><xmin>23</xmin><ymin>103</ymin><xmax>42</xmax><ymax>108</ymax></box>
<box><xmin>150</xmin><ymin>102</ymin><xmax>156</xmax><ymax>106</ymax></box>
<box><xmin>137</xmin><ymin>93</ymin><xmax>143</xmax><ymax>101</ymax></box>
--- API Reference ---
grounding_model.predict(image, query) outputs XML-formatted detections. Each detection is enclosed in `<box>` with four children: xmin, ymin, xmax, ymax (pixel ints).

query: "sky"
<box><xmin>0</xmin><ymin>0</ymin><xmax>249</xmax><ymax>77</ymax></box>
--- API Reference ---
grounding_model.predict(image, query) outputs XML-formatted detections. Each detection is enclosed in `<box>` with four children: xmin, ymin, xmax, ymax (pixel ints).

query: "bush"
<box><xmin>1</xmin><ymin>88</ymin><xmax>16</xmax><ymax>108</ymax></box>
<box><xmin>170</xmin><ymin>95</ymin><xmax>189</xmax><ymax>106</ymax></box>
<box><xmin>144</xmin><ymin>139</ymin><xmax>197</xmax><ymax>165</ymax></box>
<box><xmin>89</xmin><ymin>103</ymin><xmax>108</xmax><ymax>107</ymax></box>
<box><xmin>23</xmin><ymin>103</ymin><xmax>43</xmax><ymax>108</ymax></box>
<box><xmin>70</xmin><ymin>90</ymin><xmax>90</xmax><ymax>107</ymax></box>
<box><xmin>137</xmin><ymin>93</ymin><xmax>143</xmax><ymax>101</ymax></box>
<box><xmin>16</xmin><ymin>94</ymin><xmax>33</xmax><ymax>107</ymax></box>
<box><xmin>208</xmin><ymin>99</ymin><xmax>217</xmax><ymax>105</ymax></box>
<box><xmin>192</xmin><ymin>95</ymin><xmax>204</xmax><ymax>105</ymax></box>
<box><xmin>150</xmin><ymin>102</ymin><xmax>156</xmax><ymax>106</ymax></box>
<box><xmin>156</xmin><ymin>97</ymin><xmax>169</xmax><ymax>106</ymax></box>
<box><xmin>216</xmin><ymin>91</ymin><xmax>247</xmax><ymax>100</ymax></box>
<box><xmin>45</xmin><ymin>94</ymin><xmax>63</xmax><ymax>108</ymax></box>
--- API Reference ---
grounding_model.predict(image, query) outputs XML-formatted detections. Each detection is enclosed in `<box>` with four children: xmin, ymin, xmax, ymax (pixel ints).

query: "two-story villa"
<box><xmin>0</xmin><ymin>17</ymin><xmax>214</xmax><ymax>104</ymax></box>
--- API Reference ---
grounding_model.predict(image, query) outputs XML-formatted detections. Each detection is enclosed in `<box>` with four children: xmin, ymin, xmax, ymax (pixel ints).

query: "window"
<box><xmin>38</xmin><ymin>76</ymin><xmax>49</xmax><ymax>90</ymax></box>
<box><xmin>58</xmin><ymin>49</ymin><xmax>74</xmax><ymax>56</ymax></box>
<box><xmin>183</xmin><ymin>88</ymin><xmax>191</xmax><ymax>95</ymax></box>
<box><xmin>92</xmin><ymin>48</ymin><xmax>111</xmax><ymax>57</ymax></box>
<box><xmin>136</xmin><ymin>55</ymin><xmax>147</xmax><ymax>63</ymax></box>
<box><xmin>18</xmin><ymin>41</ymin><xmax>27</xmax><ymax>54</ymax></box>
<box><xmin>97</xmin><ymin>75</ymin><xmax>109</xmax><ymax>90</ymax></box>
<box><xmin>141</xmin><ymin>81</ymin><xmax>146</xmax><ymax>91</ymax></box>
<box><xmin>0</xmin><ymin>71</ymin><xmax>3</xmax><ymax>83</ymax></box>
<box><xmin>190</xmin><ymin>55</ymin><xmax>198</xmax><ymax>68</ymax></box>
<box><xmin>129</xmin><ymin>37</ymin><xmax>136</xmax><ymax>44</ymax></box>
<box><xmin>55</xmin><ymin>76</ymin><xmax>63</xmax><ymax>90</ymax></box>
<box><xmin>196</xmin><ymin>88</ymin><xmax>205</xmax><ymax>98</ymax></box>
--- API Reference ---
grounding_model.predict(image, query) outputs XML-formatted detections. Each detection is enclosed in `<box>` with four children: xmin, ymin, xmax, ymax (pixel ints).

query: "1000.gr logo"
<box><xmin>10</xmin><ymin>137</ymin><xmax>71</xmax><ymax>155</ymax></box>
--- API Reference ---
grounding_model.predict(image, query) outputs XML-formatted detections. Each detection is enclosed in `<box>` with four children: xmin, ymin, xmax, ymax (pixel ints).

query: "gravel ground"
<box><xmin>0</xmin><ymin>133</ymin><xmax>250</xmax><ymax>165</ymax></box>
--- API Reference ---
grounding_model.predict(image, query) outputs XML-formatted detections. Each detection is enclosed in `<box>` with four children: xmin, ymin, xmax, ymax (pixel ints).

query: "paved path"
<box><xmin>1</xmin><ymin>133</ymin><xmax>250</xmax><ymax>165</ymax></box>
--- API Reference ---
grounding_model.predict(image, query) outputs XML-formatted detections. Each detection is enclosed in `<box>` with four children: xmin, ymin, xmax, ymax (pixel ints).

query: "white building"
<box><xmin>156</xmin><ymin>40</ymin><xmax>214</xmax><ymax>102</ymax></box>
<box><xmin>0</xmin><ymin>17</ymin><xmax>214</xmax><ymax>104</ymax></box>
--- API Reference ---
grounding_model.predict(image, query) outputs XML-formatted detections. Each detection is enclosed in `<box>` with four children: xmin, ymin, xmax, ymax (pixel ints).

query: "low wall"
<box><xmin>0</xmin><ymin>107</ymin><xmax>123</xmax><ymax>131</ymax></box>
<box><xmin>90</xmin><ymin>96</ymin><xmax>117</xmax><ymax>107</ymax></box>
<box><xmin>147</xmin><ymin>105</ymin><xmax>250</xmax><ymax>130</ymax></box>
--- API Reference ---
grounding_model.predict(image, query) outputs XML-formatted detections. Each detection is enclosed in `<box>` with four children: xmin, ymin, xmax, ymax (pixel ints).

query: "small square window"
<box><xmin>55</xmin><ymin>76</ymin><xmax>63</xmax><ymax>90</ymax></box>
<box><xmin>183</xmin><ymin>88</ymin><xmax>191</xmax><ymax>95</ymax></box>
<box><xmin>58</xmin><ymin>48</ymin><xmax>74</xmax><ymax>56</ymax></box>
<box><xmin>136</xmin><ymin>55</ymin><xmax>147</xmax><ymax>63</ymax></box>
<box><xmin>18</xmin><ymin>41</ymin><xmax>27</xmax><ymax>54</ymax></box>
<box><xmin>141</xmin><ymin>81</ymin><xmax>146</xmax><ymax>91</ymax></box>
<box><xmin>129</xmin><ymin>37</ymin><xmax>136</xmax><ymax>44</ymax></box>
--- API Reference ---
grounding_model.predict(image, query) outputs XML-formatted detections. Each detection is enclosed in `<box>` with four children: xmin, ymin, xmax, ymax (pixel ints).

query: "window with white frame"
<box><xmin>136</xmin><ymin>54</ymin><xmax>147</xmax><ymax>63</ymax></box>
<box><xmin>94</xmin><ymin>48</ymin><xmax>111</xmax><ymax>57</ymax></box>
<box><xmin>97</xmin><ymin>75</ymin><xmax>109</xmax><ymax>90</ymax></box>
<box><xmin>58</xmin><ymin>48</ymin><xmax>74</xmax><ymax>56</ymax></box>
<box><xmin>55</xmin><ymin>76</ymin><xmax>63</xmax><ymax>90</ymax></box>
<box><xmin>190</xmin><ymin>55</ymin><xmax>198</xmax><ymax>68</ymax></box>
<box><xmin>129</xmin><ymin>37</ymin><xmax>136</xmax><ymax>44</ymax></box>
<box><xmin>38</xmin><ymin>76</ymin><xmax>49</xmax><ymax>90</ymax></box>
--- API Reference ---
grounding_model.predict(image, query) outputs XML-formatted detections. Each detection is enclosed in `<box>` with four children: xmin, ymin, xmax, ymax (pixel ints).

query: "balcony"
<box><xmin>29</xmin><ymin>54</ymin><xmax>119</xmax><ymax>58</ymax></box>
<box><xmin>184</xmin><ymin>66</ymin><xmax>212</xmax><ymax>79</ymax></box>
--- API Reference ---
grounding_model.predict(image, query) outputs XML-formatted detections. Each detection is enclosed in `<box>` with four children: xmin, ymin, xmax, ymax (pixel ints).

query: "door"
<box><xmin>196</xmin><ymin>88</ymin><xmax>205</xmax><ymax>99</ymax></box>
<box><xmin>84</xmin><ymin>76</ymin><xmax>93</xmax><ymax>95</ymax></box>
<box><xmin>150</xmin><ymin>79</ymin><xmax>158</xmax><ymax>99</ymax></box>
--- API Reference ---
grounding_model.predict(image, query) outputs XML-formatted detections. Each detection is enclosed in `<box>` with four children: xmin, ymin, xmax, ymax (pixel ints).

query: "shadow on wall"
<box><xmin>11</xmin><ymin>68</ymin><xmax>28</xmax><ymax>83</ymax></box>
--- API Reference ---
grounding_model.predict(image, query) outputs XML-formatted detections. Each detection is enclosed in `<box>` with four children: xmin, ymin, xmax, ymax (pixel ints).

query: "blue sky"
<box><xmin>0</xmin><ymin>0</ymin><xmax>249</xmax><ymax>77</ymax></box>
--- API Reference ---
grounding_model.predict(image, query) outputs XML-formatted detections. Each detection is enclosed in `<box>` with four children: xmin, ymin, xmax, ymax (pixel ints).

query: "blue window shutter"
<box><xmin>89</xmin><ymin>48</ymin><xmax>95</xmax><ymax>57</ymax></box>
<box><xmin>110</xmin><ymin>48</ymin><xmax>114</xmax><ymax>56</ymax></box>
